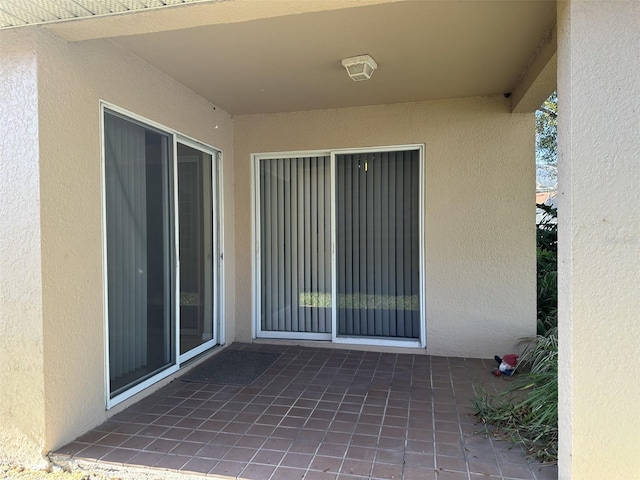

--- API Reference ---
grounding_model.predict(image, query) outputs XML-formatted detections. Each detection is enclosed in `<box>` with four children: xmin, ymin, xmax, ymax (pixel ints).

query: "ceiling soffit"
<box><xmin>0</xmin><ymin>0</ymin><xmax>220</xmax><ymax>30</ymax></box>
<box><xmin>112</xmin><ymin>1</ymin><xmax>557</xmax><ymax>114</ymax></box>
<box><xmin>1</xmin><ymin>1</ymin><xmax>557</xmax><ymax>114</ymax></box>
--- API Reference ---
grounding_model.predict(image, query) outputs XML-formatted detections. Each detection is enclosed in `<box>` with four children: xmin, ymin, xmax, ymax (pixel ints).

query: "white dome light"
<box><xmin>341</xmin><ymin>54</ymin><xmax>378</xmax><ymax>81</ymax></box>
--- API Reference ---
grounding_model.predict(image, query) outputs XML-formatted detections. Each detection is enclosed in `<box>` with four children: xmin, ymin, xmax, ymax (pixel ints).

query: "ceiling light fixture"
<box><xmin>341</xmin><ymin>54</ymin><xmax>378</xmax><ymax>81</ymax></box>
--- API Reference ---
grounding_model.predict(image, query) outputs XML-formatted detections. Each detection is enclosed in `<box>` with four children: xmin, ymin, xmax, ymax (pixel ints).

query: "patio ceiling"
<box><xmin>3</xmin><ymin>0</ymin><xmax>557</xmax><ymax>115</ymax></box>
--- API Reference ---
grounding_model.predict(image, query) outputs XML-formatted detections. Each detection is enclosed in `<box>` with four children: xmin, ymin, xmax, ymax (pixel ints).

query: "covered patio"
<box><xmin>52</xmin><ymin>343</ymin><xmax>557</xmax><ymax>480</ymax></box>
<box><xmin>3</xmin><ymin>2</ymin><xmax>639</xmax><ymax>477</ymax></box>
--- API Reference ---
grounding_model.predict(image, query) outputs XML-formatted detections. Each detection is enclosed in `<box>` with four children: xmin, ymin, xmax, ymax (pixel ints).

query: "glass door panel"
<box><xmin>177</xmin><ymin>143</ymin><xmax>216</xmax><ymax>357</ymax></box>
<box><xmin>258</xmin><ymin>156</ymin><xmax>332</xmax><ymax>337</ymax></box>
<box><xmin>104</xmin><ymin>111</ymin><xmax>174</xmax><ymax>397</ymax></box>
<box><xmin>335</xmin><ymin>150</ymin><xmax>421</xmax><ymax>339</ymax></box>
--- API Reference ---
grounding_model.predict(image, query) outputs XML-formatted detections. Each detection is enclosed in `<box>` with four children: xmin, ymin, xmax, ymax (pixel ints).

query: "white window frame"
<box><xmin>252</xmin><ymin>145</ymin><xmax>426</xmax><ymax>349</ymax></box>
<box><xmin>100</xmin><ymin>101</ymin><xmax>224</xmax><ymax>409</ymax></box>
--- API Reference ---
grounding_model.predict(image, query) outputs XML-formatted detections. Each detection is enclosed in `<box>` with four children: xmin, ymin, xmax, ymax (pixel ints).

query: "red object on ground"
<box><xmin>502</xmin><ymin>354</ymin><xmax>518</xmax><ymax>367</ymax></box>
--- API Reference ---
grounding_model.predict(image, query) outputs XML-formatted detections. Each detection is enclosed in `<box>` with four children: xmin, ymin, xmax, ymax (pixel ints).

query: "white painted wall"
<box><xmin>233</xmin><ymin>96</ymin><xmax>536</xmax><ymax>358</ymax></box>
<box><xmin>0</xmin><ymin>26</ymin><xmax>236</xmax><ymax>465</ymax></box>
<box><xmin>557</xmin><ymin>1</ymin><xmax>640</xmax><ymax>478</ymax></box>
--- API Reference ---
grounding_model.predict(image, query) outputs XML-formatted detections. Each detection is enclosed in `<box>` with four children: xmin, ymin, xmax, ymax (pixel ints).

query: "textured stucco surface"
<box><xmin>0</xmin><ymin>31</ymin><xmax>48</xmax><ymax>469</ymax></box>
<box><xmin>1</xmin><ymin>27</ymin><xmax>235</xmax><ymax>465</ymax></box>
<box><xmin>233</xmin><ymin>96</ymin><xmax>536</xmax><ymax>358</ymax></box>
<box><xmin>557</xmin><ymin>1</ymin><xmax>640</xmax><ymax>478</ymax></box>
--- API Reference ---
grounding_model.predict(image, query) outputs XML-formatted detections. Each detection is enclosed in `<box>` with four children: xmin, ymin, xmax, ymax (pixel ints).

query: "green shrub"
<box><xmin>536</xmin><ymin>203</ymin><xmax>557</xmax><ymax>335</ymax></box>
<box><xmin>473</xmin><ymin>329</ymin><xmax>558</xmax><ymax>462</ymax></box>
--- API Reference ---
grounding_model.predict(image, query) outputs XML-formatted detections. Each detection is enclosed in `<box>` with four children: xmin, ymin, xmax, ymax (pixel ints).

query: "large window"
<box><xmin>103</xmin><ymin>106</ymin><xmax>222</xmax><ymax>406</ymax></box>
<box><xmin>254</xmin><ymin>146</ymin><xmax>424</xmax><ymax>348</ymax></box>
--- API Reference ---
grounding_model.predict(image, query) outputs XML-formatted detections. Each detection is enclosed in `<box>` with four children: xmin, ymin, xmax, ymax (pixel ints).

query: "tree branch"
<box><xmin>540</xmin><ymin>105</ymin><xmax>557</xmax><ymax>118</ymax></box>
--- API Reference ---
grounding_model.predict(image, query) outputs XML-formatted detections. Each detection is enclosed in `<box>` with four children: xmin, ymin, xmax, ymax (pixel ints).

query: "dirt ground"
<box><xmin>1</xmin><ymin>462</ymin><xmax>214</xmax><ymax>480</ymax></box>
<box><xmin>0</xmin><ymin>464</ymin><xmax>111</xmax><ymax>480</ymax></box>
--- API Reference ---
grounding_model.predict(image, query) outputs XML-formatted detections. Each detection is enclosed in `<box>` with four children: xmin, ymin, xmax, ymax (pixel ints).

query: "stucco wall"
<box><xmin>233</xmin><ymin>96</ymin><xmax>536</xmax><ymax>358</ymax></box>
<box><xmin>557</xmin><ymin>1</ymin><xmax>640</xmax><ymax>478</ymax></box>
<box><xmin>1</xmin><ymin>27</ymin><xmax>235</xmax><ymax>463</ymax></box>
<box><xmin>0</xmin><ymin>32</ymin><xmax>48</xmax><ymax>469</ymax></box>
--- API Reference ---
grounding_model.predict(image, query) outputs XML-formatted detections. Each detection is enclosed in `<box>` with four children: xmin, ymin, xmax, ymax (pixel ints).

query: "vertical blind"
<box><xmin>336</xmin><ymin>150</ymin><xmax>420</xmax><ymax>338</ymax></box>
<box><xmin>259</xmin><ymin>156</ymin><xmax>332</xmax><ymax>333</ymax></box>
<box><xmin>105</xmin><ymin>113</ymin><xmax>148</xmax><ymax>381</ymax></box>
<box><xmin>104</xmin><ymin>111</ymin><xmax>173</xmax><ymax>395</ymax></box>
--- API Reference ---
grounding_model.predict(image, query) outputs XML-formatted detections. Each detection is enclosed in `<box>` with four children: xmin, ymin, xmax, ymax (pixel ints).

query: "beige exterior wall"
<box><xmin>0</xmin><ymin>27</ymin><xmax>235</xmax><ymax>465</ymax></box>
<box><xmin>1</xmin><ymin>18</ymin><xmax>538</xmax><ymax>468</ymax></box>
<box><xmin>233</xmin><ymin>96</ymin><xmax>536</xmax><ymax>358</ymax></box>
<box><xmin>0</xmin><ymin>32</ymin><xmax>48</xmax><ymax>469</ymax></box>
<box><xmin>557</xmin><ymin>1</ymin><xmax>640</xmax><ymax>478</ymax></box>
<box><xmin>5</xmin><ymin>2</ymin><xmax>640</xmax><ymax>474</ymax></box>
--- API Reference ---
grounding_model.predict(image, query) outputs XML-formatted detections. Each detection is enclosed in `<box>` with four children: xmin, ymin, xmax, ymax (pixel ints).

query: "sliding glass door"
<box><xmin>254</xmin><ymin>147</ymin><xmax>423</xmax><ymax>347</ymax></box>
<box><xmin>257</xmin><ymin>156</ymin><xmax>332</xmax><ymax>339</ymax></box>
<box><xmin>177</xmin><ymin>143</ymin><xmax>218</xmax><ymax>360</ymax></box>
<box><xmin>104</xmin><ymin>112</ymin><xmax>174</xmax><ymax>397</ymax></box>
<box><xmin>103</xmin><ymin>106</ymin><xmax>221</xmax><ymax>404</ymax></box>
<box><xmin>335</xmin><ymin>150</ymin><xmax>420</xmax><ymax>340</ymax></box>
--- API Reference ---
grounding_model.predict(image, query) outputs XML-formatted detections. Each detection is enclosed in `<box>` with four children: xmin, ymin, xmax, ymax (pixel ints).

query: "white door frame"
<box><xmin>101</xmin><ymin>102</ymin><xmax>224</xmax><ymax>409</ymax></box>
<box><xmin>252</xmin><ymin>151</ymin><xmax>333</xmax><ymax>341</ymax></box>
<box><xmin>252</xmin><ymin>145</ymin><xmax>426</xmax><ymax>349</ymax></box>
<box><xmin>176</xmin><ymin>135</ymin><xmax>224</xmax><ymax>364</ymax></box>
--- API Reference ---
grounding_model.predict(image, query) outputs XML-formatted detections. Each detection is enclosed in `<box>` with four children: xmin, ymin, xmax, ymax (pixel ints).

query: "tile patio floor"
<box><xmin>52</xmin><ymin>343</ymin><xmax>557</xmax><ymax>480</ymax></box>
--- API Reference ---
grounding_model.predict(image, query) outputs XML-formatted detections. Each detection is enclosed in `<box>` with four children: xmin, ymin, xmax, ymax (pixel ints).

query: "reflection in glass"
<box><xmin>104</xmin><ymin>111</ymin><xmax>174</xmax><ymax>396</ymax></box>
<box><xmin>177</xmin><ymin>143</ymin><xmax>214</xmax><ymax>355</ymax></box>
